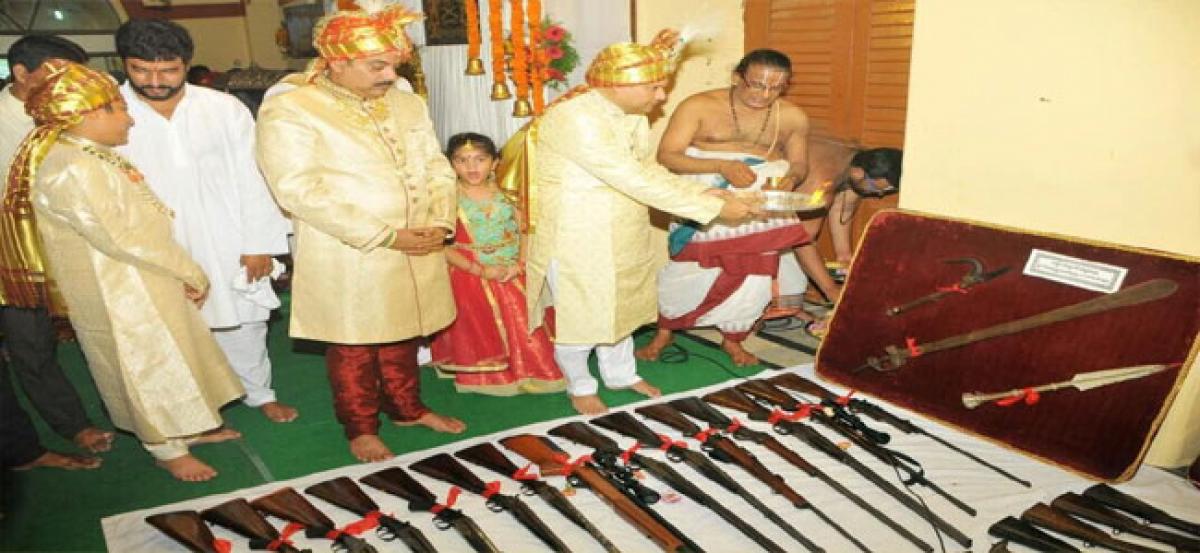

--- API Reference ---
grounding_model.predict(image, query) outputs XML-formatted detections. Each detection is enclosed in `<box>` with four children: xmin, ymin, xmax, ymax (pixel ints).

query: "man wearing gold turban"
<box><xmin>10</xmin><ymin>62</ymin><xmax>244</xmax><ymax>481</ymax></box>
<box><xmin>520</xmin><ymin>31</ymin><xmax>759</xmax><ymax>415</ymax></box>
<box><xmin>256</xmin><ymin>3</ymin><xmax>465</xmax><ymax>463</ymax></box>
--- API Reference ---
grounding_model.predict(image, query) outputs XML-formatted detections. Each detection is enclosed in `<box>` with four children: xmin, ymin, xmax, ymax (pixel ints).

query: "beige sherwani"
<box><xmin>256</xmin><ymin>78</ymin><xmax>457</xmax><ymax>344</ymax></box>
<box><xmin>31</xmin><ymin>140</ymin><xmax>243</xmax><ymax>443</ymax></box>
<box><xmin>527</xmin><ymin>90</ymin><xmax>725</xmax><ymax>344</ymax></box>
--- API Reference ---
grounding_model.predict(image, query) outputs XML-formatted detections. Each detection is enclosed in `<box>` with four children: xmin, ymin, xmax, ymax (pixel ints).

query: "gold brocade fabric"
<box><xmin>0</xmin><ymin>62</ymin><xmax>120</xmax><ymax>311</ymax></box>
<box><xmin>313</xmin><ymin>4</ymin><xmax>421</xmax><ymax>61</ymax></box>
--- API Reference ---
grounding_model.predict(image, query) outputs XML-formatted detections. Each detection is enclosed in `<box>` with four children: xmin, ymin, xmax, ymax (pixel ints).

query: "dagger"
<box><xmin>962</xmin><ymin>363</ymin><xmax>1172</xmax><ymax>409</ymax></box>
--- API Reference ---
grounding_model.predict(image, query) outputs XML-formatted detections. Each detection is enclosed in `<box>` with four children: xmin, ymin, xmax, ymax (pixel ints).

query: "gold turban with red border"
<box><xmin>584</xmin><ymin>29</ymin><xmax>683</xmax><ymax>87</ymax></box>
<box><xmin>0</xmin><ymin>61</ymin><xmax>120</xmax><ymax>311</ymax></box>
<box><xmin>313</xmin><ymin>4</ymin><xmax>422</xmax><ymax>61</ymax></box>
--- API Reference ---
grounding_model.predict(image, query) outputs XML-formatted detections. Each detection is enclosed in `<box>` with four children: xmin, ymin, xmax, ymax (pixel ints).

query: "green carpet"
<box><xmin>0</xmin><ymin>295</ymin><xmax>766</xmax><ymax>552</ymax></box>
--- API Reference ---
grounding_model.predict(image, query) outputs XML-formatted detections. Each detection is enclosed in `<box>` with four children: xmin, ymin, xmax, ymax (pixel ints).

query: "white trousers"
<box><xmin>212</xmin><ymin>321</ymin><xmax>276</xmax><ymax>407</ymax></box>
<box><xmin>546</xmin><ymin>260</ymin><xmax>641</xmax><ymax>396</ymax></box>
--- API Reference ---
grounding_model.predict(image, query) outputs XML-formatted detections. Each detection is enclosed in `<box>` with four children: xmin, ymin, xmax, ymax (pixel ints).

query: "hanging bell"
<box><xmin>465</xmin><ymin>57</ymin><xmax>486</xmax><ymax>75</ymax></box>
<box><xmin>490</xmin><ymin>82</ymin><xmax>512</xmax><ymax>100</ymax></box>
<box><xmin>512</xmin><ymin>98</ymin><xmax>533</xmax><ymax>117</ymax></box>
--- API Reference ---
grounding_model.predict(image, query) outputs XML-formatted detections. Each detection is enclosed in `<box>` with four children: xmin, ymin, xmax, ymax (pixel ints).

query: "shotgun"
<box><xmin>1083</xmin><ymin>484</ymin><xmax>1200</xmax><ymax>538</ymax></box>
<box><xmin>501</xmin><ymin>434</ymin><xmax>703</xmax><ymax>553</ymax></box>
<box><xmin>1022</xmin><ymin>502</ymin><xmax>1167</xmax><ymax>553</ymax></box>
<box><xmin>593</xmin><ymin>410</ymin><xmax>822</xmax><ymax>553</ymax></box>
<box><xmin>410</xmin><ymin>452</ymin><xmax>572</xmax><ymax>553</ymax></box>
<box><xmin>669</xmin><ymin>396</ymin><xmax>933</xmax><ymax>552</ymax></box>
<box><xmin>250</xmin><ymin>488</ymin><xmax>376</xmax><ymax>553</ymax></box>
<box><xmin>703</xmin><ymin>386</ymin><xmax>973</xmax><ymax>549</ymax></box>
<box><xmin>145</xmin><ymin>510</ymin><xmax>226</xmax><ymax>553</ymax></box>
<box><xmin>767</xmin><ymin>372</ymin><xmax>1031</xmax><ymax>487</ymax></box>
<box><xmin>306</xmin><ymin>477</ymin><xmax>437</xmax><ymax>553</ymax></box>
<box><xmin>737</xmin><ymin>379</ymin><xmax>977</xmax><ymax>516</ymax></box>
<box><xmin>456</xmin><ymin>441</ymin><xmax>620</xmax><ymax>553</ymax></box>
<box><xmin>987</xmin><ymin>515</ymin><xmax>1080</xmax><ymax>552</ymax></box>
<box><xmin>636</xmin><ymin>402</ymin><xmax>870</xmax><ymax>552</ymax></box>
<box><xmin>1052</xmin><ymin>492</ymin><xmax>1200</xmax><ymax>551</ymax></box>
<box><xmin>548</xmin><ymin>421</ymin><xmax>783</xmax><ymax>552</ymax></box>
<box><xmin>360</xmin><ymin>467</ymin><xmax>500</xmax><ymax>553</ymax></box>
<box><xmin>201</xmin><ymin>498</ymin><xmax>311</xmax><ymax>553</ymax></box>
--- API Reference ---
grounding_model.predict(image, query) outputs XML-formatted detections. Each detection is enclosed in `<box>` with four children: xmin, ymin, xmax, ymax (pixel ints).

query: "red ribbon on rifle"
<box><xmin>341</xmin><ymin>510</ymin><xmax>382</xmax><ymax>536</ymax></box>
<box><xmin>513</xmin><ymin>463</ymin><xmax>539</xmax><ymax>480</ymax></box>
<box><xmin>656</xmin><ymin>434</ymin><xmax>687</xmax><ymax>451</ymax></box>
<box><xmin>213</xmin><ymin>539</ymin><xmax>232</xmax><ymax>553</ymax></box>
<box><xmin>693</xmin><ymin>428</ymin><xmax>717</xmax><ymax>443</ymax></box>
<box><xmin>726</xmin><ymin>418</ymin><xmax>743</xmax><ymax>433</ymax></box>
<box><xmin>620</xmin><ymin>442</ymin><xmax>641</xmax><ymax>464</ymax></box>
<box><xmin>835</xmin><ymin>390</ymin><xmax>855</xmax><ymax>406</ymax></box>
<box><xmin>767</xmin><ymin>408</ymin><xmax>808</xmax><ymax>425</ymax></box>
<box><xmin>430</xmin><ymin>486</ymin><xmax>461</xmax><ymax>514</ymax></box>
<box><xmin>267</xmin><ymin>522</ymin><xmax>304</xmax><ymax>551</ymax></box>
<box><xmin>482</xmin><ymin>480</ymin><xmax>502</xmax><ymax>499</ymax></box>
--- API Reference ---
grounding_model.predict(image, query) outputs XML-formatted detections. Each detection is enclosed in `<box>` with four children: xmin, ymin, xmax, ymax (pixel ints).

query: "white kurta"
<box><xmin>0</xmin><ymin>88</ymin><xmax>34</xmax><ymax>195</ymax></box>
<box><xmin>118</xmin><ymin>83</ymin><xmax>291</xmax><ymax>329</ymax></box>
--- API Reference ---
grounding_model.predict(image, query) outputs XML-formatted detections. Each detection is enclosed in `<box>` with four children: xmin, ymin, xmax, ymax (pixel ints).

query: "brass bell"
<box><xmin>512</xmin><ymin>98</ymin><xmax>533</xmax><ymax>117</ymax></box>
<box><xmin>465</xmin><ymin>57</ymin><xmax>485</xmax><ymax>75</ymax></box>
<box><xmin>490</xmin><ymin>82</ymin><xmax>512</xmax><ymax>100</ymax></box>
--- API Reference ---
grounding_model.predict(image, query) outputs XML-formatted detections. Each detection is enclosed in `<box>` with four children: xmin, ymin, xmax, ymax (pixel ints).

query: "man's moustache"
<box><xmin>374</xmin><ymin>81</ymin><xmax>396</xmax><ymax>88</ymax></box>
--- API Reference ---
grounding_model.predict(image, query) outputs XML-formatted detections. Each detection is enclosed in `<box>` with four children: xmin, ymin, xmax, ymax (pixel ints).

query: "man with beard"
<box><xmin>114</xmin><ymin>19</ymin><xmax>296</xmax><ymax>423</ymax></box>
<box><xmin>0</xmin><ymin>34</ymin><xmax>114</xmax><ymax>461</ymax></box>
<box><xmin>256</xmin><ymin>5</ymin><xmax>465</xmax><ymax>462</ymax></box>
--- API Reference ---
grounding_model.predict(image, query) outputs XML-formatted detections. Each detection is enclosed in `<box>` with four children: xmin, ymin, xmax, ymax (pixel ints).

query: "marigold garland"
<box><xmin>527</xmin><ymin>0</ymin><xmax>544</xmax><ymax>113</ymax></box>
<box><xmin>464</xmin><ymin>0</ymin><xmax>481</xmax><ymax>65</ymax></box>
<box><xmin>509</xmin><ymin>0</ymin><xmax>528</xmax><ymax>101</ymax></box>
<box><xmin>487</xmin><ymin>0</ymin><xmax>505</xmax><ymax>88</ymax></box>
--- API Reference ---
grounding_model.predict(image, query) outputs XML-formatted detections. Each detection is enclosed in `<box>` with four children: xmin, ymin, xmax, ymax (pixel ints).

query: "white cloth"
<box><xmin>0</xmin><ymin>87</ymin><xmax>33</xmax><ymax>196</ymax></box>
<box><xmin>230</xmin><ymin>258</ymin><xmax>286</xmax><ymax>314</ymax></box>
<box><xmin>118</xmin><ymin>83</ymin><xmax>291</xmax><ymax>329</ymax></box>
<box><xmin>212</xmin><ymin>321</ymin><xmax>275</xmax><ymax>407</ymax></box>
<box><xmin>547</xmin><ymin>259</ymin><xmax>640</xmax><ymax>395</ymax></box>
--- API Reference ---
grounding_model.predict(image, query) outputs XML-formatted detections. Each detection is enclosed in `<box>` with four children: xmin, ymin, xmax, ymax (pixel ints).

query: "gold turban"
<box><xmin>313</xmin><ymin>4</ymin><xmax>422</xmax><ymax>61</ymax></box>
<box><xmin>0</xmin><ymin>61</ymin><xmax>120</xmax><ymax>311</ymax></box>
<box><xmin>584</xmin><ymin>29</ymin><xmax>683</xmax><ymax>87</ymax></box>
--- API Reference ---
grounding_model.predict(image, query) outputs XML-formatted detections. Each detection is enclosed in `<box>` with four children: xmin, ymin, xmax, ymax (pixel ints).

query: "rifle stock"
<box><xmin>305</xmin><ymin>477</ymin><xmax>436</xmax><ymax>553</ymax></box>
<box><xmin>251</xmin><ymin>488</ymin><xmax>376</xmax><ymax>553</ymax></box>
<box><xmin>411</xmin><ymin>453</ymin><xmax>573</xmax><ymax>553</ymax></box>
<box><xmin>1083</xmin><ymin>484</ymin><xmax>1200</xmax><ymax>538</ymax></box>
<box><xmin>987</xmin><ymin>515</ymin><xmax>1079</xmax><ymax>552</ymax></box>
<box><xmin>457</xmin><ymin>441</ymin><xmax>621</xmax><ymax>553</ymax></box>
<box><xmin>360</xmin><ymin>467</ymin><xmax>501</xmax><ymax>553</ymax></box>
<box><xmin>1052</xmin><ymin>492</ymin><xmax>1200</xmax><ymax>551</ymax></box>
<box><xmin>501</xmin><ymin>434</ymin><xmax>696</xmax><ymax>553</ymax></box>
<box><xmin>146</xmin><ymin>510</ymin><xmax>224</xmax><ymax>553</ymax></box>
<box><xmin>1022</xmin><ymin>503</ymin><xmax>1167</xmax><ymax>553</ymax></box>
<box><xmin>201</xmin><ymin>499</ymin><xmax>309</xmax><ymax>553</ymax></box>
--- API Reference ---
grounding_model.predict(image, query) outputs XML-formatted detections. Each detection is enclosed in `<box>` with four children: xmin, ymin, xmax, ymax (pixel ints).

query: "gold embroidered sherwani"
<box><xmin>31</xmin><ymin>140</ymin><xmax>243</xmax><ymax>443</ymax></box>
<box><xmin>256</xmin><ymin>78</ymin><xmax>456</xmax><ymax>344</ymax></box>
<box><xmin>527</xmin><ymin>90</ymin><xmax>725</xmax><ymax>344</ymax></box>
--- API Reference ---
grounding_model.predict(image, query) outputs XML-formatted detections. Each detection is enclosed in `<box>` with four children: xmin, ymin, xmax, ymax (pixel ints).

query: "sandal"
<box><xmin>802</xmin><ymin>318</ymin><xmax>830</xmax><ymax>340</ymax></box>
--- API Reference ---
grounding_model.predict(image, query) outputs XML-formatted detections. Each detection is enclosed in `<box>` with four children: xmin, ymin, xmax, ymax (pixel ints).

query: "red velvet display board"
<box><xmin>817</xmin><ymin>210</ymin><xmax>1199</xmax><ymax>481</ymax></box>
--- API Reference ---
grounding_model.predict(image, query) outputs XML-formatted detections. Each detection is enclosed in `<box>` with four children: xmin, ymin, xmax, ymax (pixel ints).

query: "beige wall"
<box><xmin>904</xmin><ymin>0</ymin><xmax>1200</xmax><ymax>467</ymax></box>
<box><xmin>176</xmin><ymin>17</ymin><xmax>251</xmax><ymax>69</ymax></box>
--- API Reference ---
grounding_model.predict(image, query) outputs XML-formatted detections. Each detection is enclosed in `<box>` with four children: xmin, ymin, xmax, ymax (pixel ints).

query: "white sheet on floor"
<box><xmin>101</xmin><ymin>364</ymin><xmax>1200</xmax><ymax>553</ymax></box>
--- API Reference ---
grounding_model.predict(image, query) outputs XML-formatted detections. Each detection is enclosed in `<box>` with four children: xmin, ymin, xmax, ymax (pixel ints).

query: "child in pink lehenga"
<box><xmin>430</xmin><ymin>133</ymin><xmax>566</xmax><ymax>395</ymax></box>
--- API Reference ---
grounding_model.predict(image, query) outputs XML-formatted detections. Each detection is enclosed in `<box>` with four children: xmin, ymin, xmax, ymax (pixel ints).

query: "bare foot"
<box><xmin>349</xmin><ymin>435</ymin><xmax>394</xmax><ymax>463</ymax></box>
<box><xmin>570</xmin><ymin>394</ymin><xmax>609</xmax><ymax>415</ymax></box>
<box><xmin>72</xmin><ymin>427</ymin><xmax>115</xmax><ymax>453</ymax></box>
<box><xmin>156</xmin><ymin>454</ymin><xmax>217</xmax><ymax>482</ymax></box>
<box><xmin>259</xmin><ymin>402</ymin><xmax>299</xmax><ymax>423</ymax></box>
<box><xmin>188</xmin><ymin>427</ymin><xmax>241</xmax><ymax>446</ymax></box>
<box><xmin>627</xmin><ymin>380</ymin><xmax>662</xmax><ymax>398</ymax></box>
<box><xmin>395</xmin><ymin>412</ymin><xmax>466</xmax><ymax>434</ymax></box>
<box><xmin>635</xmin><ymin>329</ymin><xmax>673</xmax><ymax>361</ymax></box>
<box><xmin>13</xmin><ymin>450</ymin><xmax>101</xmax><ymax>471</ymax></box>
<box><xmin>721</xmin><ymin>339</ymin><xmax>759</xmax><ymax>366</ymax></box>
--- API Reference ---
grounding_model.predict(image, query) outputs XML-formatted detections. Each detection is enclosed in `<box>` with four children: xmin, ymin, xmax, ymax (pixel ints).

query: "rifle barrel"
<box><xmin>530</xmin><ymin>481</ymin><xmax>622</xmax><ymax>553</ymax></box>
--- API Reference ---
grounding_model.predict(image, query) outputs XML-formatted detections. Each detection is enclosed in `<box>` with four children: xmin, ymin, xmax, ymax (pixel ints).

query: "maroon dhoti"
<box><xmin>325</xmin><ymin>339</ymin><xmax>429</xmax><ymax>439</ymax></box>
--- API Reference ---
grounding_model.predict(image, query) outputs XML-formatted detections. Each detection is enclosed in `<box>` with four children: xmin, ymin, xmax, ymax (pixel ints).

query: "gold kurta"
<box><xmin>31</xmin><ymin>140</ymin><xmax>243</xmax><ymax>443</ymax></box>
<box><xmin>256</xmin><ymin>78</ymin><xmax>456</xmax><ymax>344</ymax></box>
<box><xmin>527</xmin><ymin>90</ymin><xmax>725</xmax><ymax>344</ymax></box>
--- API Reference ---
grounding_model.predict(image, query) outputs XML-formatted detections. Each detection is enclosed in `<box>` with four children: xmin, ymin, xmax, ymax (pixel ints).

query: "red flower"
<box><xmin>545</xmin><ymin>67</ymin><xmax>565</xmax><ymax>81</ymax></box>
<box><xmin>544</xmin><ymin>45</ymin><xmax>564</xmax><ymax>60</ymax></box>
<box><xmin>543</xmin><ymin>25</ymin><xmax>566</xmax><ymax>41</ymax></box>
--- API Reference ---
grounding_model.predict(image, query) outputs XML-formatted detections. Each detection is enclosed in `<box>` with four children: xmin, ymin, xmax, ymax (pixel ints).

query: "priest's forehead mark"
<box><xmin>743</xmin><ymin>67</ymin><xmax>789</xmax><ymax>88</ymax></box>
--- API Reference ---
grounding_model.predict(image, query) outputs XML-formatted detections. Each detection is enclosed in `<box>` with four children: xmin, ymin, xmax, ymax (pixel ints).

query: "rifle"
<box><xmin>1022</xmin><ymin>502</ymin><xmax>1167</xmax><ymax>553</ymax></box>
<box><xmin>593</xmin><ymin>411</ymin><xmax>823</xmax><ymax>553</ymax></box>
<box><xmin>548</xmin><ymin>421</ymin><xmax>784</xmax><ymax>553</ymax></box>
<box><xmin>1053</xmin><ymin>492</ymin><xmax>1200</xmax><ymax>551</ymax></box>
<box><xmin>500</xmin><ymin>434</ymin><xmax>702</xmax><ymax>553</ymax></box>
<box><xmin>456</xmin><ymin>441</ymin><xmax>621</xmax><ymax>553</ymax></box>
<box><xmin>305</xmin><ymin>477</ymin><xmax>437</xmax><ymax>553</ymax></box>
<box><xmin>201</xmin><ymin>498</ymin><xmax>311</xmax><ymax>553</ymax></box>
<box><xmin>410</xmin><ymin>452</ymin><xmax>573</xmax><ymax>553</ymax></box>
<box><xmin>360</xmin><ymin>467</ymin><xmax>500</xmax><ymax>553</ymax></box>
<box><xmin>669</xmin><ymin>397</ymin><xmax>933</xmax><ymax>553</ymax></box>
<box><xmin>1083</xmin><ymin>484</ymin><xmax>1200</xmax><ymax>538</ymax></box>
<box><xmin>767</xmin><ymin>372</ymin><xmax>1032</xmax><ymax>488</ymax></box>
<box><xmin>737</xmin><ymin>379</ymin><xmax>977</xmax><ymax>517</ymax></box>
<box><xmin>703</xmin><ymin>387</ymin><xmax>973</xmax><ymax>549</ymax></box>
<box><xmin>987</xmin><ymin>515</ymin><xmax>1080</xmax><ymax>552</ymax></box>
<box><xmin>250</xmin><ymin>488</ymin><xmax>377</xmax><ymax>553</ymax></box>
<box><xmin>636</xmin><ymin>403</ymin><xmax>870</xmax><ymax>553</ymax></box>
<box><xmin>146</xmin><ymin>510</ymin><xmax>226</xmax><ymax>553</ymax></box>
